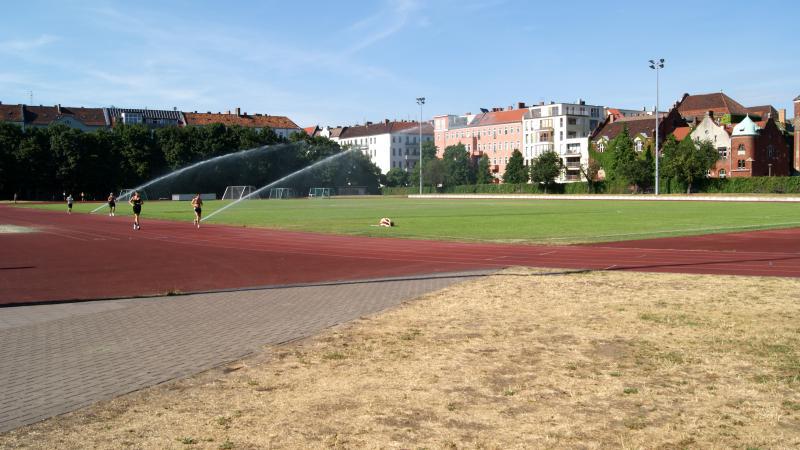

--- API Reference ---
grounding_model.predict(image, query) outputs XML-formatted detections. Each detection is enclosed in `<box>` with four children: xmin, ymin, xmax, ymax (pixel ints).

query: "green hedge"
<box><xmin>382</xmin><ymin>177</ymin><xmax>800</xmax><ymax>196</ymax></box>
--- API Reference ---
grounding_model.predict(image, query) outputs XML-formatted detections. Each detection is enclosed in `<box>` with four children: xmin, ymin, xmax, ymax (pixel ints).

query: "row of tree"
<box><xmin>590</xmin><ymin>125</ymin><xmax>717</xmax><ymax>193</ymax></box>
<box><xmin>384</xmin><ymin>142</ymin><xmax>566</xmax><ymax>191</ymax></box>
<box><xmin>0</xmin><ymin>122</ymin><xmax>383</xmax><ymax>200</ymax></box>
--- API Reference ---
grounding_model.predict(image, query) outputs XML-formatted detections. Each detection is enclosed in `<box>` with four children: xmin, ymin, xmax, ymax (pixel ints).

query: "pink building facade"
<box><xmin>433</xmin><ymin>104</ymin><xmax>527</xmax><ymax>181</ymax></box>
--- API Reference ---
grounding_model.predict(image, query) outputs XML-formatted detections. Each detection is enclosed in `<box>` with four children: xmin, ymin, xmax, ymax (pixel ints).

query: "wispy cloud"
<box><xmin>0</xmin><ymin>34</ymin><xmax>59</xmax><ymax>52</ymax></box>
<box><xmin>343</xmin><ymin>0</ymin><xmax>422</xmax><ymax>55</ymax></box>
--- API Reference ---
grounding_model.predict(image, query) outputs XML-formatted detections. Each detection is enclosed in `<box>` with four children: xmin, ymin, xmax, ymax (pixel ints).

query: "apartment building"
<box><xmin>337</xmin><ymin>120</ymin><xmax>433</xmax><ymax>174</ymax></box>
<box><xmin>433</xmin><ymin>104</ymin><xmax>527</xmax><ymax>180</ymax></box>
<box><xmin>522</xmin><ymin>100</ymin><xmax>604</xmax><ymax>182</ymax></box>
<box><xmin>183</xmin><ymin>108</ymin><xmax>301</xmax><ymax>139</ymax></box>
<box><xmin>0</xmin><ymin>103</ymin><xmax>107</xmax><ymax>131</ymax></box>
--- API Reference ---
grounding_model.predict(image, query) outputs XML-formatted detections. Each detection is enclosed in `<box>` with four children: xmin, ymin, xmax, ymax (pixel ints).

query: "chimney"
<box><xmin>506</xmin><ymin>105</ymin><xmax>513</xmax><ymax>111</ymax></box>
<box><xmin>235</xmin><ymin>107</ymin><xmax>241</xmax><ymax>116</ymax></box>
<box><xmin>539</xmin><ymin>101</ymin><xmax>544</xmax><ymax>106</ymax></box>
<box><xmin>56</xmin><ymin>104</ymin><xmax>61</xmax><ymax>114</ymax></box>
<box><xmin>579</xmin><ymin>99</ymin><xmax>586</xmax><ymax>105</ymax></box>
<box><xmin>779</xmin><ymin>108</ymin><xmax>786</xmax><ymax>123</ymax></box>
<box><xmin>517</xmin><ymin>102</ymin><xmax>526</xmax><ymax>109</ymax></box>
<box><xmin>366</xmin><ymin>121</ymin><xmax>373</xmax><ymax>126</ymax></box>
<box><xmin>384</xmin><ymin>119</ymin><xmax>390</xmax><ymax>124</ymax></box>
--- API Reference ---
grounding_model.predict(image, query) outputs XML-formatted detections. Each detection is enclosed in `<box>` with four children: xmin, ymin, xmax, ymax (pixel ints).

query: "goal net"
<box><xmin>222</xmin><ymin>185</ymin><xmax>259</xmax><ymax>200</ymax></box>
<box><xmin>308</xmin><ymin>187</ymin><xmax>333</xmax><ymax>198</ymax></box>
<box><xmin>269</xmin><ymin>188</ymin><xmax>296</xmax><ymax>199</ymax></box>
<box><xmin>119</xmin><ymin>189</ymin><xmax>149</xmax><ymax>201</ymax></box>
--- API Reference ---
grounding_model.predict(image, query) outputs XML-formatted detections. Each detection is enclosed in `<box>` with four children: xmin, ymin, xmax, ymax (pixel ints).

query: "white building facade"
<box><xmin>337</xmin><ymin>121</ymin><xmax>433</xmax><ymax>174</ymax></box>
<box><xmin>522</xmin><ymin>100</ymin><xmax>604</xmax><ymax>182</ymax></box>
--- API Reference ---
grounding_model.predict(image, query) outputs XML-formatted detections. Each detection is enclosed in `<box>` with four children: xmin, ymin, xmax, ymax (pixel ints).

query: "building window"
<box><xmin>767</xmin><ymin>144</ymin><xmax>775</xmax><ymax>159</ymax></box>
<box><xmin>635</xmin><ymin>140</ymin><xmax>643</xmax><ymax>152</ymax></box>
<box><xmin>568</xmin><ymin>117</ymin><xmax>577</xmax><ymax>125</ymax></box>
<box><xmin>738</xmin><ymin>159</ymin><xmax>746</xmax><ymax>169</ymax></box>
<box><xmin>718</xmin><ymin>147</ymin><xmax>727</xmax><ymax>160</ymax></box>
<box><xmin>719</xmin><ymin>169</ymin><xmax>726</xmax><ymax>178</ymax></box>
<box><xmin>597</xmin><ymin>141</ymin><xmax>606</xmax><ymax>152</ymax></box>
<box><xmin>738</xmin><ymin>143</ymin><xmax>745</xmax><ymax>155</ymax></box>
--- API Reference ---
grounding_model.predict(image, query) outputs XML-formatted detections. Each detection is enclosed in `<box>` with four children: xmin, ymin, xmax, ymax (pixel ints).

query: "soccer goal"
<box><xmin>119</xmin><ymin>189</ymin><xmax>149</xmax><ymax>201</ymax></box>
<box><xmin>269</xmin><ymin>188</ymin><xmax>296</xmax><ymax>199</ymax></box>
<box><xmin>222</xmin><ymin>185</ymin><xmax>258</xmax><ymax>200</ymax></box>
<box><xmin>308</xmin><ymin>187</ymin><xmax>333</xmax><ymax>198</ymax></box>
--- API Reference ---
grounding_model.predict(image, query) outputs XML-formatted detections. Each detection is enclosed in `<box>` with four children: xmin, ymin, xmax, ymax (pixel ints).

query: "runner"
<box><xmin>129</xmin><ymin>191</ymin><xmax>143</xmax><ymax>230</ymax></box>
<box><xmin>107</xmin><ymin>192</ymin><xmax>116</xmax><ymax>216</ymax></box>
<box><xmin>191</xmin><ymin>193</ymin><xmax>203</xmax><ymax>228</ymax></box>
<box><xmin>66</xmin><ymin>194</ymin><xmax>74</xmax><ymax>214</ymax></box>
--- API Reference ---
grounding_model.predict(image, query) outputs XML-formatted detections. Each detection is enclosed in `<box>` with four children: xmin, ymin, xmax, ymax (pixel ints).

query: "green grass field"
<box><xmin>15</xmin><ymin>196</ymin><xmax>800</xmax><ymax>244</ymax></box>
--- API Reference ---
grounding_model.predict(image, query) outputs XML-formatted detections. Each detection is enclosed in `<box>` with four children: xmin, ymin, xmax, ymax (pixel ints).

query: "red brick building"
<box><xmin>723</xmin><ymin>115</ymin><xmax>790</xmax><ymax>177</ymax></box>
<box><xmin>795</xmin><ymin>95</ymin><xmax>800</xmax><ymax>172</ymax></box>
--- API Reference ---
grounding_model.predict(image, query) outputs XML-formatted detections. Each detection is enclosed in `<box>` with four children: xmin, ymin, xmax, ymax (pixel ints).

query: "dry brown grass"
<box><xmin>3</xmin><ymin>268</ymin><xmax>800</xmax><ymax>449</ymax></box>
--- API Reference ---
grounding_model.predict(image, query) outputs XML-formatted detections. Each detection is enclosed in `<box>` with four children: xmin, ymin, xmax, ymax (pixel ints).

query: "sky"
<box><xmin>1</xmin><ymin>0</ymin><xmax>798</xmax><ymax>127</ymax></box>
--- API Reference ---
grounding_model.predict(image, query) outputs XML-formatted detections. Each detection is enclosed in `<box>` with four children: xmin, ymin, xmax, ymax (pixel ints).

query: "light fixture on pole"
<box><xmin>649</xmin><ymin>58</ymin><xmax>664</xmax><ymax>195</ymax></box>
<box><xmin>417</xmin><ymin>97</ymin><xmax>425</xmax><ymax>195</ymax></box>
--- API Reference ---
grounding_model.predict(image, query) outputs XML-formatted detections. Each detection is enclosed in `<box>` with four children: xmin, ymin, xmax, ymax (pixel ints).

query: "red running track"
<box><xmin>3</xmin><ymin>205</ymin><xmax>800</xmax><ymax>305</ymax></box>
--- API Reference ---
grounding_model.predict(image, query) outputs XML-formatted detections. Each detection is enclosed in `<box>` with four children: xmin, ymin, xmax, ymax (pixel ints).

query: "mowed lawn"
<box><xmin>18</xmin><ymin>196</ymin><xmax>800</xmax><ymax>244</ymax></box>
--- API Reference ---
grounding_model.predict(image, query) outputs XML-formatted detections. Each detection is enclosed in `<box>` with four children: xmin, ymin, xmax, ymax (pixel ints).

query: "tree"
<box><xmin>579</xmin><ymin>158</ymin><xmax>601</xmax><ymax>193</ymax></box>
<box><xmin>385</xmin><ymin>167</ymin><xmax>410</xmax><ymax>187</ymax></box>
<box><xmin>662</xmin><ymin>136</ymin><xmax>718</xmax><ymax>194</ymax></box>
<box><xmin>530</xmin><ymin>150</ymin><xmax>563</xmax><ymax>193</ymax></box>
<box><xmin>441</xmin><ymin>143</ymin><xmax>474</xmax><ymax>186</ymax></box>
<box><xmin>503</xmin><ymin>149</ymin><xmax>528</xmax><ymax>184</ymax></box>
<box><xmin>476</xmin><ymin>154</ymin><xmax>493</xmax><ymax>184</ymax></box>
<box><xmin>0</xmin><ymin>122</ymin><xmax>23</xmax><ymax>196</ymax></box>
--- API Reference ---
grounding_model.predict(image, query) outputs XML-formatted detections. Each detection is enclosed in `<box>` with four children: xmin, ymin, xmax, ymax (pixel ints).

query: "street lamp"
<box><xmin>649</xmin><ymin>58</ymin><xmax>664</xmax><ymax>195</ymax></box>
<box><xmin>417</xmin><ymin>97</ymin><xmax>425</xmax><ymax>195</ymax></box>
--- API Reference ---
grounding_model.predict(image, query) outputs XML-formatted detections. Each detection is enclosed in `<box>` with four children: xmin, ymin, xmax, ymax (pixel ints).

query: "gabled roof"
<box><xmin>678</xmin><ymin>92</ymin><xmax>748</xmax><ymax>117</ymax></box>
<box><xmin>593</xmin><ymin>115</ymin><xmax>657</xmax><ymax>140</ymax></box>
<box><xmin>339</xmin><ymin>121</ymin><xmax>432</xmax><ymax>139</ymax></box>
<box><xmin>745</xmin><ymin>105</ymin><xmax>777</xmax><ymax>120</ymax></box>
<box><xmin>24</xmin><ymin>105</ymin><xmax>107</xmax><ymax>127</ymax></box>
<box><xmin>183</xmin><ymin>112</ymin><xmax>300</xmax><ymax>129</ymax></box>
<box><xmin>468</xmin><ymin>108</ymin><xmax>527</xmax><ymax>127</ymax></box>
<box><xmin>0</xmin><ymin>104</ymin><xmax>23</xmax><ymax>122</ymax></box>
<box><xmin>303</xmin><ymin>125</ymin><xmax>319</xmax><ymax>136</ymax></box>
<box><xmin>327</xmin><ymin>126</ymin><xmax>346</xmax><ymax>138</ymax></box>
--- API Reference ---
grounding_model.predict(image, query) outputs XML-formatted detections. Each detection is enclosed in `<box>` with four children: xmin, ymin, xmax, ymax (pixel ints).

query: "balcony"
<box><xmin>564</xmin><ymin>174</ymin><xmax>581</xmax><ymax>181</ymax></box>
<box><xmin>565</xmin><ymin>161</ymin><xmax>581</xmax><ymax>169</ymax></box>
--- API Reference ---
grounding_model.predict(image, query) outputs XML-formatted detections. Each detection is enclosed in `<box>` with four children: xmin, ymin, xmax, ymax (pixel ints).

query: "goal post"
<box><xmin>268</xmin><ymin>187</ymin><xmax>296</xmax><ymax>199</ymax></box>
<box><xmin>222</xmin><ymin>185</ymin><xmax>258</xmax><ymax>200</ymax></box>
<box><xmin>308</xmin><ymin>187</ymin><xmax>333</xmax><ymax>198</ymax></box>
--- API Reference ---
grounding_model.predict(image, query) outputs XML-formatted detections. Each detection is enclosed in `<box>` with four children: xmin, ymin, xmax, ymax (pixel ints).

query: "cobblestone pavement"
<box><xmin>0</xmin><ymin>271</ymin><xmax>489</xmax><ymax>432</ymax></box>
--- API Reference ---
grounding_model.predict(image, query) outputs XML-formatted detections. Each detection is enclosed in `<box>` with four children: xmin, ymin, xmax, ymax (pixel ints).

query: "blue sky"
<box><xmin>2</xmin><ymin>0</ymin><xmax>798</xmax><ymax>127</ymax></box>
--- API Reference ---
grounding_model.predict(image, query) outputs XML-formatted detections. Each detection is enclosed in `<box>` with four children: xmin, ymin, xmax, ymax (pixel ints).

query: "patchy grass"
<box><xmin>2</xmin><ymin>268</ymin><xmax>800</xmax><ymax>448</ymax></box>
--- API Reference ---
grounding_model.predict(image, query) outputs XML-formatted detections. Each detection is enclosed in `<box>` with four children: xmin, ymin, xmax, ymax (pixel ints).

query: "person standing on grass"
<box><xmin>129</xmin><ymin>191</ymin><xmax>143</xmax><ymax>230</ymax></box>
<box><xmin>191</xmin><ymin>193</ymin><xmax>203</xmax><ymax>228</ymax></box>
<box><xmin>66</xmin><ymin>194</ymin><xmax>74</xmax><ymax>214</ymax></box>
<box><xmin>107</xmin><ymin>192</ymin><xmax>116</xmax><ymax>216</ymax></box>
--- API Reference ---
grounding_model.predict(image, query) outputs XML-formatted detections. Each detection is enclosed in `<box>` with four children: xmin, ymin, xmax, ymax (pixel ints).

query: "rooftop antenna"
<box><xmin>27</xmin><ymin>90</ymin><xmax>33</xmax><ymax>105</ymax></box>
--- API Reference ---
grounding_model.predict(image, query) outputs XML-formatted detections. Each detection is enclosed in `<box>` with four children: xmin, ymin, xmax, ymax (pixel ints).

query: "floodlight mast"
<box><xmin>648</xmin><ymin>59</ymin><xmax>665</xmax><ymax>195</ymax></box>
<box><xmin>417</xmin><ymin>97</ymin><xmax>425</xmax><ymax>195</ymax></box>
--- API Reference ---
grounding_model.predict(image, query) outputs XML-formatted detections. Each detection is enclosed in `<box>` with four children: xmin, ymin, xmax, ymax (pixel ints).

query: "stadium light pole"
<box><xmin>417</xmin><ymin>97</ymin><xmax>425</xmax><ymax>195</ymax></box>
<box><xmin>649</xmin><ymin>59</ymin><xmax>664</xmax><ymax>195</ymax></box>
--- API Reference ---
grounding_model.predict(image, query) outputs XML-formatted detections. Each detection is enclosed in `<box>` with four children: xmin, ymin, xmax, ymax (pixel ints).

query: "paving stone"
<box><xmin>0</xmin><ymin>271</ymin><xmax>489</xmax><ymax>432</ymax></box>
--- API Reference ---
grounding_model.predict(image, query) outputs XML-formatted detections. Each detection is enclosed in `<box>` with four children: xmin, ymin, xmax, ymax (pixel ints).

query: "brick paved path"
<box><xmin>0</xmin><ymin>272</ymin><xmax>488</xmax><ymax>432</ymax></box>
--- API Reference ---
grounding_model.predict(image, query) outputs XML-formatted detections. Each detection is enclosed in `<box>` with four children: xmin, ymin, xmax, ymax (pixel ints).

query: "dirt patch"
<box><xmin>2</xmin><ymin>268</ymin><xmax>800</xmax><ymax>448</ymax></box>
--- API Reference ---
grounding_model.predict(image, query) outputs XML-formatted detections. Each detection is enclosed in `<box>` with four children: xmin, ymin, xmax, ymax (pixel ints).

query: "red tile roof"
<box><xmin>303</xmin><ymin>126</ymin><xmax>319</xmax><ymax>136</ymax></box>
<box><xmin>671</xmin><ymin>126</ymin><xmax>692</xmax><ymax>141</ymax></box>
<box><xmin>0</xmin><ymin>104</ymin><xmax>23</xmax><ymax>122</ymax></box>
<box><xmin>339</xmin><ymin>121</ymin><xmax>432</xmax><ymax>139</ymax></box>
<box><xmin>468</xmin><ymin>108</ymin><xmax>527</xmax><ymax>127</ymax></box>
<box><xmin>183</xmin><ymin>112</ymin><xmax>300</xmax><ymax>129</ymax></box>
<box><xmin>24</xmin><ymin>105</ymin><xmax>107</xmax><ymax>127</ymax></box>
<box><xmin>593</xmin><ymin>116</ymin><xmax>657</xmax><ymax>140</ymax></box>
<box><xmin>678</xmin><ymin>92</ymin><xmax>748</xmax><ymax>117</ymax></box>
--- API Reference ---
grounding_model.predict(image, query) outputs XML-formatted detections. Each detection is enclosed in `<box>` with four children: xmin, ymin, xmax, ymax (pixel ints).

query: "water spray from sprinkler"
<box><xmin>91</xmin><ymin>144</ymin><xmax>281</xmax><ymax>213</ymax></box>
<box><xmin>202</xmin><ymin>147</ymin><xmax>358</xmax><ymax>222</ymax></box>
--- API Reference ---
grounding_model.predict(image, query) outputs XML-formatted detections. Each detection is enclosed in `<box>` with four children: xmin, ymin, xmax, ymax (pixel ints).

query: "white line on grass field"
<box><xmin>544</xmin><ymin>221</ymin><xmax>800</xmax><ymax>242</ymax></box>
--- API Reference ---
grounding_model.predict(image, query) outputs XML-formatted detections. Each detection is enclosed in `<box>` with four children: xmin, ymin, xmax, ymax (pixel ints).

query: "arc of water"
<box><xmin>90</xmin><ymin>144</ymin><xmax>280</xmax><ymax>213</ymax></box>
<box><xmin>202</xmin><ymin>148</ymin><xmax>357</xmax><ymax>222</ymax></box>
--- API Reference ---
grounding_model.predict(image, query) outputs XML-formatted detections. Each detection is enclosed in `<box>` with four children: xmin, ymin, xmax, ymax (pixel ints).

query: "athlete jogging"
<box><xmin>107</xmin><ymin>192</ymin><xmax>116</xmax><ymax>216</ymax></box>
<box><xmin>191</xmin><ymin>193</ymin><xmax>203</xmax><ymax>228</ymax></box>
<box><xmin>129</xmin><ymin>191</ymin><xmax>143</xmax><ymax>230</ymax></box>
